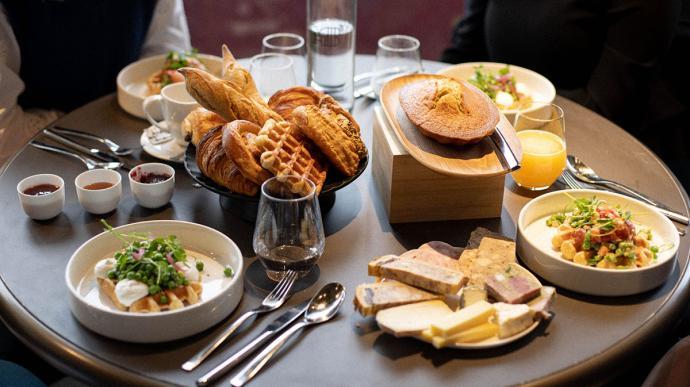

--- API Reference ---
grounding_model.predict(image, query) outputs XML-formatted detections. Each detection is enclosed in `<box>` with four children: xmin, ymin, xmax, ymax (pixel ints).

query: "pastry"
<box><xmin>196</xmin><ymin>126</ymin><xmax>259</xmax><ymax>196</ymax></box>
<box><xmin>268</xmin><ymin>86</ymin><xmax>336</xmax><ymax>120</ymax></box>
<box><xmin>221</xmin><ymin>120</ymin><xmax>273</xmax><ymax>185</ymax></box>
<box><xmin>253</xmin><ymin>119</ymin><xmax>328</xmax><ymax>195</ymax></box>
<box><xmin>292</xmin><ymin>105</ymin><xmax>363</xmax><ymax>176</ymax></box>
<box><xmin>178</xmin><ymin>67</ymin><xmax>282</xmax><ymax>126</ymax></box>
<box><xmin>220</xmin><ymin>44</ymin><xmax>264</xmax><ymax>105</ymax></box>
<box><xmin>399</xmin><ymin>77</ymin><xmax>499</xmax><ymax>145</ymax></box>
<box><xmin>182</xmin><ymin>107</ymin><xmax>227</xmax><ymax>146</ymax></box>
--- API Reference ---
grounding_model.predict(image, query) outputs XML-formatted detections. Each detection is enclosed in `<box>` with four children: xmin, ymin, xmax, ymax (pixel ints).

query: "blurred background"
<box><xmin>185</xmin><ymin>0</ymin><xmax>464</xmax><ymax>60</ymax></box>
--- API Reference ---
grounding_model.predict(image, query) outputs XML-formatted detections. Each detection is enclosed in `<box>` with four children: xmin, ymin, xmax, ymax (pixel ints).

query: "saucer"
<box><xmin>140</xmin><ymin>127</ymin><xmax>186</xmax><ymax>163</ymax></box>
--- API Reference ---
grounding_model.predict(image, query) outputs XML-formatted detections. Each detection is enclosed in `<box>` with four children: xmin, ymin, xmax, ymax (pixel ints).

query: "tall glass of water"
<box><xmin>253</xmin><ymin>176</ymin><xmax>325</xmax><ymax>281</ymax></box>
<box><xmin>307</xmin><ymin>0</ymin><xmax>357</xmax><ymax>110</ymax></box>
<box><xmin>262</xmin><ymin>33</ymin><xmax>307</xmax><ymax>86</ymax></box>
<box><xmin>370</xmin><ymin>35</ymin><xmax>422</xmax><ymax>98</ymax></box>
<box><xmin>249</xmin><ymin>53</ymin><xmax>297</xmax><ymax>100</ymax></box>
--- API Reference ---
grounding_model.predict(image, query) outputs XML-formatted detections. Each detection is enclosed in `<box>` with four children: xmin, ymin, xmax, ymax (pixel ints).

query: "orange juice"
<box><xmin>512</xmin><ymin>130</ymin><xmax>566</xmax><ymax>190</ymax></box>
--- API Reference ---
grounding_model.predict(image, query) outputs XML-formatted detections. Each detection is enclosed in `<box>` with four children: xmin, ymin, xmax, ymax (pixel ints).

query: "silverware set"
<box><xmin>30</xmin><ymin>127</ymin><xmax>135</xmax><ymax>171</ymax></box>
<box><xmin>183</xmin><ymin>271</ymin><xmax>345</xmax><ymax>386</ymax></box>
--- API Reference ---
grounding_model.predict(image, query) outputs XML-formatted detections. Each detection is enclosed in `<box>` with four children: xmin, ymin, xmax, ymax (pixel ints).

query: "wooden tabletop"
<box><xmin>0</xmin><ymin>56</ymin><xmax>688</xmax><ymax>386</ymax></box>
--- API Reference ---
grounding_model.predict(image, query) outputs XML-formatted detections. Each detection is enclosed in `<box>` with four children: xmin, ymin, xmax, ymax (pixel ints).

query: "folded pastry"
<box><xmin>267</xmin><ymin>86</ymin><xmax>336</xmax><ymax>121</ymax></box>
<box><xmin>220</xmin><ymin>44</ymin><xmax>264</xmax><ymax>106</ymax></box>
<box><xmin>399</xmin><ymin>77</ymin><xmax>499</xmax><ymax>145</ymax></box>
<box><xmin>292</xmin><ymin>105</ymin><xmax>363</xmax><ymax>176</ymax></box>
<box><xmin>197</xmin><ymin>126</ymin><xmax>259</xmax><ymax>196</ymax></box>
<box><xmin>221</xmin><ymin>120</ymin><xmax>272</xmax><ymax>185</ymax></box>
<box><xmin>178</xmin><ymin>67</ymin><xmax>282</xmax><ymax>126</ymax></box>
<box><xmin>182</xmin><ymin>107</ymin><xmax>227</xmax><ymax>146</ymax></box>
<box><xmin>253</xmin><ymin>119</ymin><xmax>328</xmax><ymax>195</ymax></box>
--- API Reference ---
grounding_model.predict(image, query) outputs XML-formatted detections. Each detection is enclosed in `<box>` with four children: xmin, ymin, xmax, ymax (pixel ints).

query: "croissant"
<box><xmin>182</xmin><ymin>107</ymin><xmax>227</xmax><ymax>146</ymax></box>
<box><xmin>267</xmin><ymin>86</ymin><xmax>336</xmax><ymax>121</ymax></box>
<box><xmin>178</xmin><ymin>67</ymin><xmax>282</xmax><ymax>126</ymax></box>
<box><xmin>196</xmin><ymin>126</ymin><xmax>258</xmax><ymax>196</ymax></box>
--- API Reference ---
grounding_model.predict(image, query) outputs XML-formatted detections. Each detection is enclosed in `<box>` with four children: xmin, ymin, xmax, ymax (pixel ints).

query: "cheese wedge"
<box><xmin>368</xmin><ymin>255</ymin><xmax>468</xmax><ymax>294</ymax></box>
<box><xmin>354</xmin><ymin>281</ymin><xmax>440</xmax><ymax>316</ymax></box>
<box><xmin>429</xmin><ymin>300</ymin><xmax>495</xmax><ymax>337</ymax></box>
<box><xmin>430</xmin><ymin>323</ymin><xmax>499</xmax><ymax>348</ymax></box>
<box><xmin>528</xmin><ymin>286</ymin><xmax>556</xmax><ymax>320</ymax></box>
<box><xmin>376</xmin><ymin>300</ymin><xmax>452</xmax><ymax>337</ymax></box>
<box><xmin>459</xmin><ymin>285</ymin><xmax>488</xmax><ymax>308</ymax></box>
<box><xmin>493</xmin><ymin>302</ymin><xmax>535</xmax><ymax>339</ymax></box>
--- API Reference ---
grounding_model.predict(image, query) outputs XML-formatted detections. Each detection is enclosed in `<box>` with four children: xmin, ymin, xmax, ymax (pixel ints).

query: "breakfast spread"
<box><xmin>469</xmin><ymin>65</ymin><xmax>532</xmax><ymax>110</ymax></box>
<box><xmin>178</xmin><ymin>45</ymin><xmax>366</xmax><ymax>197</ymax></box>
<box><xmin>147</xmin><ymin>49</ymin><xmax>207</xmax><ymax>96</ymax></box>
<box><xmin>398</xmin><ymin>77</ymin><xmax>499</xmax><ymax>145</ymax></box>
<box><xmin>354</xmin><ymin>228</ymin><xmax>555</xmax><ymax>349</ymax></box>
<box><xmin>546</xmin><ymin>196</ymin><xmax>662</xmax><ymax>269</ymax></box>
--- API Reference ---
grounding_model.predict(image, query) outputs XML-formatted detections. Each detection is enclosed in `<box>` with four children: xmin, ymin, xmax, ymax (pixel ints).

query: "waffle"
<box><xmin>97</xmin><ymin>277</ymin><xmax>202</xmax><ymax>313</ymax></box>
<box><xmin>253</xmin><ymin>119</ymin><xmax>328</xmax><ymax>195</ymax></box>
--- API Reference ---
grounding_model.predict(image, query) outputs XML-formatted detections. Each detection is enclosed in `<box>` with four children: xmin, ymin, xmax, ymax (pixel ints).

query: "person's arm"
<box><xmin>140</xmin><ymin>0</ymin><xmax>191</xmax><ymax>57</ymax></box>
<box><xmin>440</xmin><ymin>0</ymin><xmax>489</xmax><ymax>63</ymax></box>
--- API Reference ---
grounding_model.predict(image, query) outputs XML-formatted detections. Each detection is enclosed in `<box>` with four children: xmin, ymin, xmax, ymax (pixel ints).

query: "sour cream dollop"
<box><xmin>177</xmin><ymin>261</ymin><xmax>200</xmax><ymax>282</ymax></box>
<box><xmin>94</xmin><ymin>258</ymin><xmax>116</xmax><ymax>279</ymax></box>
<box><xmin>114</xmin><ymin>279</ymin><xmax>149</xmax><ymax>307</ymax></box>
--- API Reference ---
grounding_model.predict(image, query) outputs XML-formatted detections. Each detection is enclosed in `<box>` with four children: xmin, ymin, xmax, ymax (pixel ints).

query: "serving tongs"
<box><xmin>49</xmin><ymin>126</ymin><xmax>135</xmax><ymax>156</ymax></box>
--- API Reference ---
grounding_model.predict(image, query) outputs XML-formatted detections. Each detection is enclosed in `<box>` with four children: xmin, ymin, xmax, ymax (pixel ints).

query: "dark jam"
<box><xmin>136</xmin><ymin>172</ymin><xmax>171</xmax><ymax>184</ymax></box>
<box><xmin>23</xmin><ymin>184</ymin><xmax>59</xmax><ymax>196</ymax></box>
<box><xmin>83</xmin><ymin>182</ymin><xmax>114</xmax><ymax>190</ymax></box>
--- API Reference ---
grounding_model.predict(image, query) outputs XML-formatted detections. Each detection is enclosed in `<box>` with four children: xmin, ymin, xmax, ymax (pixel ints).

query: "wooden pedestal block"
<box><xmin>372</xmin><ymin>106</ymin><xmax>505</xmax><ymax>223</ymax></box>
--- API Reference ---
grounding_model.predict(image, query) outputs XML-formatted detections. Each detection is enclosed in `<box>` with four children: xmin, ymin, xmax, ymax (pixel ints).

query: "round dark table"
<box><xmin>1</xmin><ymin>56</ymin><xmax>689</xmax><ymax>386</ymax></box>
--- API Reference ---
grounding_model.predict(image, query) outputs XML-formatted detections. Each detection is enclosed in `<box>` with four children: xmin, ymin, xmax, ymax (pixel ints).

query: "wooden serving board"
<box><xmin>380</xmin><ymin>73</ymin><xmax>522</xmax><ymax>177</ymax></box>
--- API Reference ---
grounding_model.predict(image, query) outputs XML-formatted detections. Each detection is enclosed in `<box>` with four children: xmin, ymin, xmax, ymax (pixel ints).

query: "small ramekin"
<box><xmin>16</xmin><ymin>174</ymin><xmax>65</xmax><ymax>220</ymax></box>
<box><xmin>75</xmin><ymin>169</ymin><xmax>123</xmax><ymax>214</ymax></box>
<box><xmin>128</xmin><ymin>163</ymin><xmax>175</xmax><ymax>208</ymax></box>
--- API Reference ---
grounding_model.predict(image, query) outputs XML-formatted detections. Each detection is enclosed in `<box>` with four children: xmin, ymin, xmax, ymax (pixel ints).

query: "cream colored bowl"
<box><xmin>437</xmin><ymin>62</ymin><xmax>555</xmax><ymax>123</ymax></box>
<box><xmin>65</xmin><ymin>220</ymin><xmax>243</xmax><ymax>343</ymax></box>
<box><xmin>116</xmin><ymin>53</ymin><xmax>222</xmax><ymax>119</ymax></box>
<box><xmin>517</xmin><ymin>189</ymin><xmax>679</xmax><ymax>296</ymax></box>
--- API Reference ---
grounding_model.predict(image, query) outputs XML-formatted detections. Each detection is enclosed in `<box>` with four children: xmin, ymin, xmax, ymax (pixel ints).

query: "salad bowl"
<box><xmin>517</xmin><ymin>189</ymin><xmax>679</xmax><ymax>296</ymax></box>
<box><xmin>65</xmin><ymin>220</ymin><xmax>244</xmax><ymax>343</ymax></box>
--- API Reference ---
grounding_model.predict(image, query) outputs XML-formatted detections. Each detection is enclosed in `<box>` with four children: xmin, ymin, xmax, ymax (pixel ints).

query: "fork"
<box><xmin>50</xmin><ymin>126</ymin><xmax>135</xmax><ymax>156</ymax></box>
<box><xmin>181</xmin><ymin>270</ymin><xmax>298</xmax><ymax>372</ymax></box>
<box><xmin>30</xmin><ymin>141</ymin><xmax>123</xmax><ymax>170</ymax></box>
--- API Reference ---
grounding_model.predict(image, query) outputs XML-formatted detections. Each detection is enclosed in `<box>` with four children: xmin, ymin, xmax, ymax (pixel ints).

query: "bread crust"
<box><xmin>196</xmin><ymin>126</ymin><xmax>258</xmax><ymax>196</ymax></box>
<box><xmin>221</xmin><ymin>120</ymin><xmax>273</xmax><ymax>185</ymax></box>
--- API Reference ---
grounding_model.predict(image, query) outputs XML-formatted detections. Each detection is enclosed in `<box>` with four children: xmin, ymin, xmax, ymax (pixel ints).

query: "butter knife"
<box><xmin>196</xmin><ymin>300</ymin><xmax>310</xmax><ymax>386</ymax></box>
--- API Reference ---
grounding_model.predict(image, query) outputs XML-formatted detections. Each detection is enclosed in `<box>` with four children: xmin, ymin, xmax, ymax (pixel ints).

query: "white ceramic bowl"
<box><xmin>517</xmin><ymin>189</ymin><xmax>679</xmax><ymax>296</ymax></box>
<box><xmin>65</xmin><ymin>220</ymin><xmax>244</xmax><ymax>343</ymax></box>
<box><xmin>75</xmin><ymin>169</ymin><xmax>122</xmax><ymax>214</ymax></box>
<box><xmin>116</xmin><ymin>53</ymin><xmax>222</xmax><ymax>119</ymax></box>
<box><xmin>437</xmin><ymin>62</ymin><xmax>556</xmax><ymax>122</ymax></box>
<box><xmin>16</xmin><ymin>174</ymin><xmax>65</xmax><ymax>220</ymax></box>
<box><xmin>128</xmin><ymin>163</ymin><xmax>175</xmax><ymax>208</ymax></box>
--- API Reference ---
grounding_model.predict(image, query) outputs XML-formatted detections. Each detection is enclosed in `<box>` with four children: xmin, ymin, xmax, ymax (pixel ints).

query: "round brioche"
<box><xmin>221</xmin><ymin>120</ymin><xmax>273</xmax><ymax>185</ymax></box>
<box><xmin>399</xmin><ymin>78</ymin><xmax>499</xmax><ymax>145</ymax></box>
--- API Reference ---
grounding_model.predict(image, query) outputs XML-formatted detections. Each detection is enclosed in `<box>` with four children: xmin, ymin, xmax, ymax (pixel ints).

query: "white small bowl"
<box><xmin>437</xmin><ymin>62</ymin><xmax>556</xmax><ymax>122</ymax></box>
<box><xmin>75</xmin><ymin>170</ymin><xmax>122</xmax><ymax>214</ymax></box>
<box><xmin>129</xmin><ymin>163</ymin><xmax>175</xmax><ymax>208</ymax></box>
<box><xmin>65</xmin><ymin>220</ymin><xmax>244</xmax><ymax>343</ymax></box>
<box><xmin>116</xmin><ymin>53</ymin><xmax>222</xmax><ymax>119</ymax></box>
<box><xmin>16</xmin><ymin>174</ymin><xmax>65</xmax><ymax>220</ymax></box>
<box><xmin>516</xmin><ymin>189</ymin><xmax>680</xmax><ymax>296</ymax></box>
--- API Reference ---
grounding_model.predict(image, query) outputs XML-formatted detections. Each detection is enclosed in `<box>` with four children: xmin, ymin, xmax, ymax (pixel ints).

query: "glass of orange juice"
<box><xmin>511</xmin><ymin>102</ymin><xmax>566</xmax><ymax>190</ymax></box>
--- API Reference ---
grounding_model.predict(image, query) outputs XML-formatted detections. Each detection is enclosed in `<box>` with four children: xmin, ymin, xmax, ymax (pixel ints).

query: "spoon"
<box><xmin>230</xmin><ymin>283</ymin><xmax>346</xmax><ymax>387</ymax></box>
<box><xmin>567</xmin><ymin>155</ymin><xmax>689</xmax><ymax>225</ymax></box>
<box><xmin>30</xmin><ymin>141</ymin><xmax>123</xmax><ymax>170</ymax></box>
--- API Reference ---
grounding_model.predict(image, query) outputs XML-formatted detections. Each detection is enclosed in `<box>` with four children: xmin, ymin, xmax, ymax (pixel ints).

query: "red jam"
<box><xmin>23</xmin><ymin>184</ymin><xmax>59</xmax><ymax>196</ymax></box>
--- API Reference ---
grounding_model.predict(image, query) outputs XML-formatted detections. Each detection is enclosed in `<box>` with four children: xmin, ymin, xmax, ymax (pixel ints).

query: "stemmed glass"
<box><xmin>249</xmin><ymin>53</ymin><xmax>297</xmax><ymax>100</ymax></box>
<box><xmin>262</xmin><ymin>33</ymin><xmax>307</xmax><ymax>85</ymax></box>
<box><xmin>370</xmin><ymin>34</ymin><xmax>423</xmax><ymax>98</ymax></box>
<box><xmin>511</xmin><ymin>102</ymin><xmax>567</xmax><ymax>190</ymax></box>
<box><xmin>253</xmin><ymin>176</ymin><xmax>325</xmax><ymax>281</ymax></box>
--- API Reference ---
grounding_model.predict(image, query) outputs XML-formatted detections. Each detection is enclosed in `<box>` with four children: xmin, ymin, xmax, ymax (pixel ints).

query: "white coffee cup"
<box><xmin>143</xmin><ymin>82</ymin><xmax>199</xmax><ymax>146</ymax></box>
<box><xmin>75</xmin><ymin>169</ymin><xmax>122</xmax><ymax>214</ymax></box>
<box><xmin>129</xmin><ymin>163</ymin><xmax>175</xmax><ymax>208</ymax></box>
<box><xmin>16</xmin><ymin>174</ymin><xmax>65</xmax><ymax>220</ymax></box>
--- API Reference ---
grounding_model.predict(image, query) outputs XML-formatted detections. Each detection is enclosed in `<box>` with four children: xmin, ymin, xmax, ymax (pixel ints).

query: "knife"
<box><xmin>196</xmin><ymin>300</ymin><xmax>310</xmax><ymax>386</ymax></box>
<box><xmin>489</xmin><ymin>128</ymin><xmax>520</xmax><ymax>172</ymax></box>
<box><xmin>42</xmin><ymin>129</ymin><xmax>133</xmax><ymax>170</ymax></box>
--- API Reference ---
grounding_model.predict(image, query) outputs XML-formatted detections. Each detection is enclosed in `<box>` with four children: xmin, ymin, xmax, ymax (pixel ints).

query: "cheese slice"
<box><xmin>429</xmin><ymin>300</ymin><xmax>495</xmax><ymax>337</ymax></box>
<box><xmin>376</xmin><ymin>300</ymin><xmax>452</xmax><ymax>337</ymax></box>
<box><xmin>528</xmin><ymin>286</ymin><xmax>556</xmax><ymax>320</ymax></box>
<box><xmin>431</xmin><ymin>323</ymin><xmax>499</xmax><ymax>348</ymax></box>
<box><xmin>493</xmin><ymin>302</ymin><xmax>535</xmax><ymax>339</ymax></box>
<box><xmin>459</xmin><ymin>285</ymin><xmax>487</xmax><ymax>308</ymax></box>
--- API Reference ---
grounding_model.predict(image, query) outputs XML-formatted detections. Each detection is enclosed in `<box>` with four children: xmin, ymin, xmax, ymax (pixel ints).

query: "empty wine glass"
<box><xmin>262</xmin><ymin>33</ymin><xmax>307</xmax><ymax>85</ymax></box>
<box><xmin>249</xmin><ymin>53</ymin><xmax>297</xmax><ymax>100</ymax></box>
<box><xmin>253</xmin><ymin>176</ymin><xmax>325</xmax><ymax>281</ymax></box>
<box><xmin>370</xmin><ymin>35</ymin><xmax>422</xmax><ymax>98</ymax></box>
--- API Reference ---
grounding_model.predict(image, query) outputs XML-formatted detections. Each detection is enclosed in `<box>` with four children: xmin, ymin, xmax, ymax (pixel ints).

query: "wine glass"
<box><xmin>262</xmin><ymin>33</ymin><xmax>306</xmax><ymax>85</ymax></box>
<box><xmin>253</xmin><ymin>176</ymin><xmax>325</xmax><ymax>281</ymax></box>
<box><xmin>370</xmin><ymin>35</ymin><xmax>423</xmax><ymax>98</ymax></box>
<box><xmin>511</xmin><ymin>102</ymin><xmax>566</xmax><ymax>190</ymax></box>
<box><xmin>249</xmin><ymin>53</ymin><xmax>297</xmax><ymax>100</ymax></box>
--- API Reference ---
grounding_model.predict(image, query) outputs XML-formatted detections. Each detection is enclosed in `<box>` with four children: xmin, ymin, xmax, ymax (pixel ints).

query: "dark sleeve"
<box><xmin>440</xmin><ymin>0</ymin><xmax>489</xmax><ymax>63</ymax></box>
<box><xmin>567</xmin><ymin>0</ymin><xmax>681</xmax><ymax>131</ymax></box>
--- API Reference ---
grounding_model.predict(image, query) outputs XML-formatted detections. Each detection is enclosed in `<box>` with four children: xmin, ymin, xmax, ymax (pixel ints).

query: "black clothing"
<box><xmin>2</xmin><ymin>0</ymin><xmax>157</xmax><ymax>112</ymax></box>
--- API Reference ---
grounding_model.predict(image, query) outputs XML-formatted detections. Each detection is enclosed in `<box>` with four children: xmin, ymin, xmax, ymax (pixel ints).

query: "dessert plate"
<box><xmin>380</xmin><ymin>73</ymin><xmax>522</xmax><ymax>177</ymax></box>
<box><xmin>413</xmin><ymin>320</ymin><xmax>540</xmax><ymax>349</ymax></box>
<box><xmin>140</xmin><ymin>127</ymin><xmax>185</xmax><ymax>163</ymax></box>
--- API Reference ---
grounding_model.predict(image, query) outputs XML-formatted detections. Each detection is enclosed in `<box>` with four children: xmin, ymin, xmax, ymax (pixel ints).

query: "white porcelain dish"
<box><xmin>437</xmin><ymin>62</ymin><xmax>556</xmax><ymax>122</ymax></box>
<box><xmin>65</xmin><ymin>220</ymin><xmax>244</xmax><ymax>343</ymax></box>
<box><xmin>116</xmin><ymin>53</ymin><xmax>222</xmax><ymax>119</ymax></box>
<box><xmin>517</xmin><ymin>189</ymin><xmax>679</xmax><ymax>296</ymax></box>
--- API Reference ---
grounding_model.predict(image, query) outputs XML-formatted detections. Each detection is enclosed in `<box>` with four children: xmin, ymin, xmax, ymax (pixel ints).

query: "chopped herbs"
<box><xmin>468</xmin><ymin>65</ymin><xmax>532</xmax><ymax>109</ymax></box>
